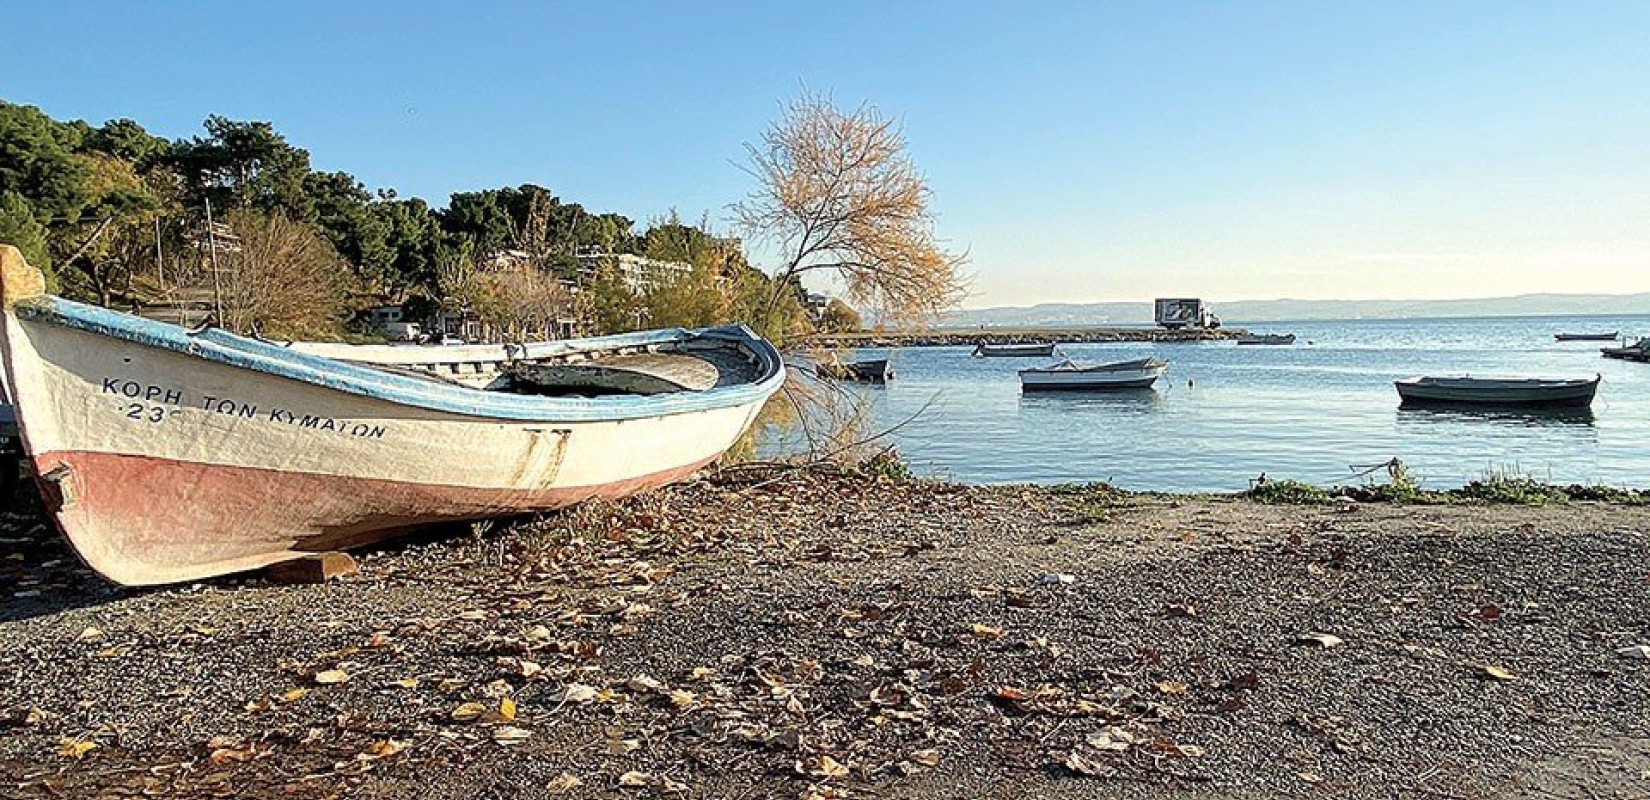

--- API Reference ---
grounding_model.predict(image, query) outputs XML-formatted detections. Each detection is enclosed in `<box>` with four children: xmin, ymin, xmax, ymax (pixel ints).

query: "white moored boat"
<box><xmin>1019</xmin><ymin>357</ymin><xmax>1168</xmax><ymax>391</ymax></box>
<box><xmin>0</xmin><ymin>245</ymin><xmax>784</xmax><ymax>586</ymax></box>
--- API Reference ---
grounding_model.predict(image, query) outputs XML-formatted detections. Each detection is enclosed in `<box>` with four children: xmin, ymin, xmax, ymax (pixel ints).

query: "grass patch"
<box><xmin>1244</xmin><ymin>479</ymin><xmax>1331</xmax><ymax>505</ymax></box>
<box><xmin>1236</xmin><ymin>462</ymin><xmax>1650</xmax><ymax>507</ymax></box>
<box><xmin>1046</xmin><ymin>482</ymin><xmax>1132</xmax><ymax>524</ymax></box>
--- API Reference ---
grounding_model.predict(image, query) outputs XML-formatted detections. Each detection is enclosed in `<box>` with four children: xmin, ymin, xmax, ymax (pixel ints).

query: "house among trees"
<box><xmin>574</xmin><ymin>246</ymin><xmax>691</xmax><ymax>293</ymax></box>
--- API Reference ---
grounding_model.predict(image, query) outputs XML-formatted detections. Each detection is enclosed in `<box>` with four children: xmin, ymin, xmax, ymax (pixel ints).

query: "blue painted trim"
<box><xmin>16</xmin><ymin>297</ymin><xmax>785</xmax><ymax>422</ymax></box>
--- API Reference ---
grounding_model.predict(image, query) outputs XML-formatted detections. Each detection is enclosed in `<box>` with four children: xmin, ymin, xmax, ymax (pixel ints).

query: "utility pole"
<box><xmin>204</xmin><ymin>198</ymin><xmax>223</xmax><ymax>323</ymax></box>
<box><xmin>153</xmin><ymin>217</ymin><xmax>165</xmax><ymax>287</ymax></box>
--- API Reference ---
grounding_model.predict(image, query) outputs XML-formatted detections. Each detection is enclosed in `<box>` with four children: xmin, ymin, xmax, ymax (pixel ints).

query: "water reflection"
<box><xmin>1019</xmin><ymin>388</ymin><xmax>1163</xmax><ymax>413</ymax></box>
<box><xmin>1395</xmin><ymin>405</ymin><xmax>1596</xmax><ymax>428</ymax></box>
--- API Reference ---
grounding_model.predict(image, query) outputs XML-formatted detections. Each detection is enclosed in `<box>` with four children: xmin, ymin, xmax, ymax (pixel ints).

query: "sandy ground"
<box><xmin>1</xmin><ymin>471</ymin><xmax>1648</xmax><ymax>799</ymax></box>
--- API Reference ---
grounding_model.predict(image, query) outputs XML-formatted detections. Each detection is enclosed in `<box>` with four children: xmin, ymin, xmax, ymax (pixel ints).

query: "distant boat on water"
<box><xmin>1236</xmin><ymin>333</ymin><xmax>1297</xmax><ymax>346</ymax></box>
<box><xmin>1555</xmin><ymin>331</ymin><xmax>1619</xmax><ymax>341</ymax></box>
<box><xmin>974</xmin><ymin>341</ymin><xmax>1058</xmax><ymax>357</ymax></box>
<box><xmin>1019</xmin><ymin>357</ymin><xmax>1168</xmax><ymax>391</ymax></box>
<box><xmin>1601</xmin><ymin>338</ymin><xmax>1650</xmax><ymax>361</ymax></box>
<box><xmin>1394</xmin><ymin>375</ymin><xmax>1600</xmax><ymax>409</ymax></box>
<box><xmin>816</xmin><ymin>357</ymin><xmax>893</xmax><ymax>382</ymax></box>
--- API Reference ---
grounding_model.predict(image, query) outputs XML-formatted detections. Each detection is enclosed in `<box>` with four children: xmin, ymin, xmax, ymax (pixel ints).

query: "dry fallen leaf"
<box><xmin>618</xmin><ymin>770</ymin><xmax>653</xmax><ymax>787</ymax></box>
<box><xmin>363</xmin><ymin>739</ymin><xmax>405</xmax><ymax>758</ymax></box>
<box><xmin>970</xmin><ymin>622</ymin><xmax>1005</xmax><ymax>638</ymax></box>
<box><xmin>668</xmin><ymin>689</ymin><xmax>696</xmax><ymax>709</ymax></box>
<box><xmin>57</xmin><ymin>738</ymin><xmax>96</xmax><ymax>759</ymax></box>
<box><xmin>1155</xmin><ymin>680</ymin><xmax>1189</xmax><ymax>695</ymax></box>
<box><xmin>1064</xmin><ymin>749</ymin><xmax>1113</xmax><ymax>777</ymax></box>
<box><xmin>545</xmin><ymin>772</ymin><xmax>583</xmax><ymax>793</ymax></box>
<box><xmin>450</xmin><ymin>701</ymin><xmax>487</xmax><ymax>722</ymax></box>
<box><xmin>493</xmin><ymin>725</ymin><xmax>531</xmax><ymax>745</ymax></box>
<box><xmin>386</xmin><ymin>677</ymin><xmax>420</xmax><ymax>690</ymax></box>
<box><xmin>561</xmin><ymin>683</ymin><xmax>598</xmax><ymax>704</ymax></box>
<box><xmin>909</xmin><ymin>748</ymin><xmax>941</xmax><ymax>766</ymax></box>
<box><xmin>628</xmin><ymin>674</ymin><xmax>666</xmax><ymax>694</ymax></box>
<box><xmin>76</xmin><ymin>627</ymin><xmax>104</xmax><ymax>642</ymax></box>
<box><xmin>806</xmin><ymin>755</ymin><xmax>850</xmax><ymax>778</ymax></box>
<box><xmin>1295</xmin><ymin>632</ymin><xmax>1344</xmax><ymax>648</ymax></box>
<box><xmin>1480</xmin><ymin>664</ymin><xmax>1517</xmax><ymax>681</ymax></box>
<box><xmin>313</xmin><ymin>669</ymin><xmax>351</xmax><ymax>685</ymax></box>
<box><xmin>280</xmin><ymin>688</ymin><xmax>310</xmax><ymax>703</ymax></box>
<box><xmin>500</xmin><ymin>697</ymin><xmax>518</xmax><ymax>721</ymax></box>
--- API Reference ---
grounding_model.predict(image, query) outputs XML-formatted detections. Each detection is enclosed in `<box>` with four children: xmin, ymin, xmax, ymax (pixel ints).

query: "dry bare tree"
<box><xmin>733</xmin><ymin>91</ymin><xmax>968</xmax><ymax>329</ymax></box>
<box><xmin>469</xmin><ymin>260</ymin><xmax>576</xmax><ymax>341</ymax></box>
<box><xmin>216</xmin><ymin>209</ymin><xmax>348</xmax><ymax>339</ymax></box>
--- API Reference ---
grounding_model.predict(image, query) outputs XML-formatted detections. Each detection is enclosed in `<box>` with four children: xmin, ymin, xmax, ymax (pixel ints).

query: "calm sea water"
<box><xmin>785</xmin><ymin>315</ymin><xmax>1650</xmax><ymax>492</ymax></box>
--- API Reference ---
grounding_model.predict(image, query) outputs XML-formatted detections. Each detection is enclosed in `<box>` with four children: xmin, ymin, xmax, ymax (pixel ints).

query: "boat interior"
<box><xmin>292</xmin><ymin>337</ymin><xmax>766</xmax><ymax>398</ymax></box>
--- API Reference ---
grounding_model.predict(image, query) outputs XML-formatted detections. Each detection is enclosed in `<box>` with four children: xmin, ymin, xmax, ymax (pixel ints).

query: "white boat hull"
<box><xmin>0</xmin><ymin>247</ymin><xmax>781</xmax><ymax>585</ymax></box>
<box><xmin>1019</xmin><ymin>360</ymin><xmax>1167</xmax><ymax>391</ymax></box>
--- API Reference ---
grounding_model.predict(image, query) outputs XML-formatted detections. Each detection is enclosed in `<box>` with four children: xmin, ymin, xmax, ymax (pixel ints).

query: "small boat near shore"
<box><xmin>973</xmin><ymin>341</ymin><xmax>1058</xmax><ymax>358</ymax></box>
<box><xmin>1600</xmin><ymin>338</ymin><xmax>1650</xmax><ymax>361</ymax></box>
<box><xmin>1236</xmin><ymin>333</ymin><xmax>1296</xmax><ymax>346</ymax></box>
<box><xmin>1019</xmin><ymin>357</ymin><xmax>1168</xmax><ymax>391</ymax></box>
<box><xmin>0</xmin><ymin>245</ymin><xmax>784</xmax><ymax>586</ymax></box>
<box><xmin>816</xmin><ymin>357</ymin><xmax>893</xmax><ymax>382</ymax></box>
<box><xmin>1555</xmin><ymin>332</ymin><xmax>1619</xmax><ymax>342</ymax></box>
<box><xmin>1394</xmin><ymin>374</ymin><xmax>1600</xmax><ymax>409</ymax></box>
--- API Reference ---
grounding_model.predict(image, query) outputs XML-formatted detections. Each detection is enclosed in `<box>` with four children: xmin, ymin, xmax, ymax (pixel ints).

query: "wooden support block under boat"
<box><xmin>264</xmin><ymin>552</ymin><xmax>359</xmax><ymax>584</ymax></box>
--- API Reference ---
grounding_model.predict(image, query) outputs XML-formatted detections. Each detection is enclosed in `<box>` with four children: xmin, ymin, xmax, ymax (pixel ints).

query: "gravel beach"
<box><xmin>2</xmin><ymin>472</ymin><xmax>1647</xmax><ymax>799</ymax></box>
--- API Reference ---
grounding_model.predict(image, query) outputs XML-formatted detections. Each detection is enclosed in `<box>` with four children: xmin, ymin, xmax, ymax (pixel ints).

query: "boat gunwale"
<box><xmin>1394</xmin><ymin>374</ymin><xmax>1600</xmax><ymax>391</ymax></box>
<box><xmin>1018</xmin><ymin>357</ymin><xmax>1167</xmax><ymax>375</ymax></box>
<box><xmin>13</xmin><ymin>296</ymin><xmax>785</xmax><ymax>423</ymax></box>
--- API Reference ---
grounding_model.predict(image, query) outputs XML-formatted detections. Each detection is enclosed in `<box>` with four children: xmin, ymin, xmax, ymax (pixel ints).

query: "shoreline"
<box><xmin>2</xmin><ymin>471</ymin><xmax>1647</xmax><ymax>799</ymax></box>
<box><xmin>805</xmin><ymin>326</ymin><xmax>1249</xmax><ymax>349</ymax></box>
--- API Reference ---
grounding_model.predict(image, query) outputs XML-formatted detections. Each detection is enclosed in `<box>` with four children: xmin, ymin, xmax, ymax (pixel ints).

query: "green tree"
<box><xmin>168</xmin><ymin>116</ymin><xmax>315</xmax><ymax>218</ymax></box>
<box><xmin>0</xmin><ymin>101</ymin><xmax>92</xmax><ymax>225</ymax></box>
<box><xmin>306</xmin><ymin>170</ymin><xmax>391</xmax><ymax>292</ymax></box>
<box><xmin>376</xmin><ymin>197</ymin><xmax>443</xmax><ymax>298</ymax></box>
<box><xmin>0</xmin><ymin>191</ymin><xmax>52</xmax><ymax>285</ymax></box>
<box><xmin>85</xmin><ymin>118</ymin><xmax>171</xmax><ymax>167</ymax></box>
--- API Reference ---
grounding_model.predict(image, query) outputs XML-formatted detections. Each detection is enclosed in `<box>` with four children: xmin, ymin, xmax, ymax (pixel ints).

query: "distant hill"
<box><xmin>941</xmin><ymin>293</ymin><xmax>1650</xmax><ymax>327</ymax></box>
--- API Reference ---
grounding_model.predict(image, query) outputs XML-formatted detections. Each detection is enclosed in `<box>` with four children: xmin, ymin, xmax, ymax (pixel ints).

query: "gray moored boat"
<box><xmin>1394</xmin><ymin>374</ymin><xmax>1600</xmax><ymax>409</ymax></box>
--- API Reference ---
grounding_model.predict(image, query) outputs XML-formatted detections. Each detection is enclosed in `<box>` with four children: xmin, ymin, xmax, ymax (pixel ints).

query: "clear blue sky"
<box><xmin>9</xmin><ymin>1</ymin><xmax>1649</xmax><ymax>307</ymax></box>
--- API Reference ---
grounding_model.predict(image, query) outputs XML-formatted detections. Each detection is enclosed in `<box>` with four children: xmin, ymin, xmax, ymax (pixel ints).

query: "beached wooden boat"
<box><xmin>1236</xmin><ymin>333</ymin><xmax>1296</xmax><ymax>346</ymax></box>
<box><xmin>973</xmin><ymin>341</ymin><xmax>1058</xmax><ymax>357</ymax></box>
<box><xmin>0</xmin><ymin>245</ymin><xmax>784</xmax><ymax>586</ymax></box>
<box><xmin>1555</xmin><ymin>331</ymin><xmax>1619</xmax><ymax>341</ymax></box>
<box><xmin>1394</xmin><ymin>374</ymin><xmax>1600</xmax><ymax>409</ymax></box>
<box><xmin>1019</xmin><ymin>357</ymin><xmax>1167</xmax><ymax>391</ymax></box>
<box><xmin>816</xmin><ymin>357</ymin><xmax>892</xmax><ymax>382</ymax></box>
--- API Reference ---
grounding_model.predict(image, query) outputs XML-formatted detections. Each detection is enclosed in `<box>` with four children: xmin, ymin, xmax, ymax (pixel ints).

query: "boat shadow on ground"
<box><xmin>0</xmin><ymin>481</ymin><xmax>543</xmax><ymax>623</ymax></box>
<box><xmin>0</xmin><ymin>485</ymin><xmax>130</xmax><ymax>622</ymax></box>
